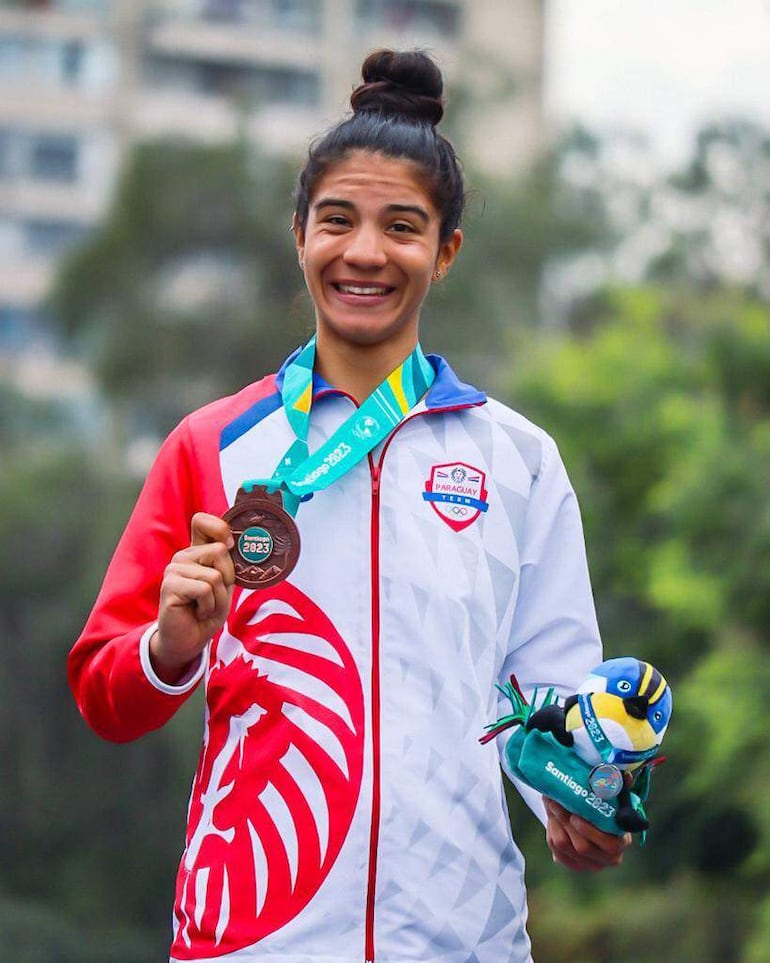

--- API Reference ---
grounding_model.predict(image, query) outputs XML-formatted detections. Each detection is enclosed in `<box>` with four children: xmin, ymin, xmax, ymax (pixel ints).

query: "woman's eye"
<box><xmin>390</xmin><ymin>221</ymin><xmax>415</xmax><ymax>233</ymax></box>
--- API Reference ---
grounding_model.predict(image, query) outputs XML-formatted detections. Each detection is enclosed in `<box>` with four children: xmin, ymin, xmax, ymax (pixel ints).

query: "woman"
<box><xmin>69</xmin><ymin>49</ymin><xmax>628</xmax><ymax>963</ymax></box>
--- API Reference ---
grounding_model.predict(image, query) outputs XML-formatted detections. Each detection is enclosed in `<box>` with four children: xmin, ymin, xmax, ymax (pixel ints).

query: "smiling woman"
<box><xmin>294</xmin><ymin>150</ymin><xmax>462</xmax><ymax>399</ymax></box>
<box><xmin>68</xmin><ymin>48</ymin><xmax>628</xmax><ymax>963</ymax></box>
<box><xmin>291</xmin><ymin>48</ymin><xmax>464</xmax><ymax>400</ymax></box>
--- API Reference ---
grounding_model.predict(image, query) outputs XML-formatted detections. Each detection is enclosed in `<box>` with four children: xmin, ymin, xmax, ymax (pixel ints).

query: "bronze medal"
<box><xmin>222</xmin><ymin>485</ymin><xmax>300</xmax><ymax>589</ymax></box>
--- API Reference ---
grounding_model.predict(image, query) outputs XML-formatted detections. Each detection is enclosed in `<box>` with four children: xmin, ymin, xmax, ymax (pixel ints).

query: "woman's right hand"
<box><xmin>150</xmin><ymin>512</ymin><xmax>236</xmax><ymax>684</ymax></box>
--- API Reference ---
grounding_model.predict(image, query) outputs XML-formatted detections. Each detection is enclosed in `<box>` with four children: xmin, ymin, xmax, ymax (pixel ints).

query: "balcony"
<box><xmin>197</xmin><ymin>0</ymin><xmax>320</xmax><ymax>33</ymax></box>
<box><xmin>0</xmin><ymin>13</ymin><xmax>118</xmax><ymax>113</ymax></box>
<box><xmin>355</xmin><ymin>0</ymin><xmax>462</xmax><ymax>39</ymax></box>
<box><xmin>148</xmin><ymin>0</ymin><xmax>322</xmax><ymax>39</ymax></box>
<box><xmin>0</xmin><ymin>2</ymin><xmax>110</xmax><ymax>37</ymax></box>
<box><xmin>3</xmin><ymin>2</ymin><xmax>108</xmax><ymax>12</ymax></box>
<box><xmin>145</xmin><ymin>13</ymin><xmax>320</xmax><ymax>76</ymax></box>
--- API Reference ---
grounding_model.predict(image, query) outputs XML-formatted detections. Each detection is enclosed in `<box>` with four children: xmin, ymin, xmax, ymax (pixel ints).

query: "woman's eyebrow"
<box><xmin>386</xmin><ymin>203</ymin><xmax>429</xmax><ymax>223</ymax></box>
<box><xmin>314</xmin><ymin>197</ymin><xmax>354</xmax><ymax>212</ymax></box>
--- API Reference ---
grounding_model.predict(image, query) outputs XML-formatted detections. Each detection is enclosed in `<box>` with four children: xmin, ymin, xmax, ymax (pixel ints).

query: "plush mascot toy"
<box><xmin>481</xmin><ymin>658</ymin><xmax>672</xmax><ymax>837</ymax></box>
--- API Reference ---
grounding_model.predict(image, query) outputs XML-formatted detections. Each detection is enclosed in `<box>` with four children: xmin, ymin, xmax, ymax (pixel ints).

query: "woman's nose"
<box><xmin>342</xmin><ymin>227</ymin><xmax>387</xmax><ymax>268</ymax></box>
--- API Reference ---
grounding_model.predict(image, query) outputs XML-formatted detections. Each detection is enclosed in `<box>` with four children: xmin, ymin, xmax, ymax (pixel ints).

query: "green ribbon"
<box><xmin>242</xmin><ymin>335</ymin><xmax>435</xmax><ymax>515</ymax></box>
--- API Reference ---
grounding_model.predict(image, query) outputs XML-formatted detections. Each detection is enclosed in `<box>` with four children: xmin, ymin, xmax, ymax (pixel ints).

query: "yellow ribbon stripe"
<box><xmin>293</xmin><ymin>380</ymin><xmax>313</xmax><ymax>415</ymax></box>
<box><xmin>387</xmin><ymin>367</ymin><xmax>410</xmax><ymax>414</ymax></box>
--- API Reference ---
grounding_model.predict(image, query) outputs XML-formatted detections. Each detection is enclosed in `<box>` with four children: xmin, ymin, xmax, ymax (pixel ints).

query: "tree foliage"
<box><xmin>550</xmin><ymin>119</ymin><xmax>770</xmax><ymax>329</ymax></box>
<box><xmin>51</xmin><ymin>140</ymin><xmax>309</xmax><ymax>440</ymax></box>
<box><xmin>504</xmin><ymin>283</ymin><xmax>770</xmax><ymax>962</ymax></box>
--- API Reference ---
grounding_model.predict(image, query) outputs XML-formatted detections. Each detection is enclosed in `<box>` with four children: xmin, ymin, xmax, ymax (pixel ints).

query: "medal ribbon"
<box><xmin>577</xmin><ymin>694</ymin><xmax>660</xmax><ymax>767</ymax></box>
<box><xmin>242</xmin><ymin>336</ymin><xmax>435</xmax><ymax>515</ymax></box>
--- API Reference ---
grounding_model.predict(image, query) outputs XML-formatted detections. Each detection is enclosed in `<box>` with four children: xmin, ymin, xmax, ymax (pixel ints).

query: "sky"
<box><xmin>545</xmin><ymin>0</ymin><xmax>770</xmax><ymax>165</ymax></box>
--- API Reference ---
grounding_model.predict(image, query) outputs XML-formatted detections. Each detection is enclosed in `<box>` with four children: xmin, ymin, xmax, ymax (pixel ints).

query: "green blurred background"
<box><xmin>2</xmin><ymin>2</ymin><xmax>769</xmax><ymax>961</ymax></box>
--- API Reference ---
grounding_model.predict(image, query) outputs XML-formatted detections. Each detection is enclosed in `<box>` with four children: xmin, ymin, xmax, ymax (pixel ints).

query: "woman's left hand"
<box><xmin>543</xmin><ymin>797</ymin><xmax>631</xmax><ymax>872</ymax></box>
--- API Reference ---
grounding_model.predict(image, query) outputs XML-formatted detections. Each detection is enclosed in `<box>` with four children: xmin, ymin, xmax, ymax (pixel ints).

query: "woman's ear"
<box><xmin>292</xmin><ymin>212</ymin><xmax>305</xmax><ymax>269</ymax></box>
<box><xmin>435</xmin><ymin>229</ymin><xmax>463</xmax><ymax>279</ymax></box>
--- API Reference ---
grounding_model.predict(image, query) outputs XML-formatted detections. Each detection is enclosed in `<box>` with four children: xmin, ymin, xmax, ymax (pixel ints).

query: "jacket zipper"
<box><xmin>362</xmin><ymin>401</ymin><xmax>482</xmax><ymax>963</ymax></box>
<box><xmin>364</xmin><ymin>458</ymin><xmax>382</xmax><ymax>963</ymax></box>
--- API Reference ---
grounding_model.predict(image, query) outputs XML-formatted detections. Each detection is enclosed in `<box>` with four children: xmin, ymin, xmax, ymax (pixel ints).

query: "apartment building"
<box><xmin>140</xmin><ymin>0</ymin><xmax>545</xmax><ymax>163</ymax></box>
<box><xmin>0</xmin><ymin>0</ymin><xmax>119</xmax><ymax>355</ymax></box>
<box><xmin>0</xmin><ymin>0</ymin><xmax>545</xmax><ymax>358</ymax></box>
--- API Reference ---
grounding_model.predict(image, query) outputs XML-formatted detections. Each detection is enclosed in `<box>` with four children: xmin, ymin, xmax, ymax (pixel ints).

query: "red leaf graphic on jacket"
<box><xmin>171</xmin><ymin>582</ymin><xmax>365</xmax><ymax>958</ymax></box>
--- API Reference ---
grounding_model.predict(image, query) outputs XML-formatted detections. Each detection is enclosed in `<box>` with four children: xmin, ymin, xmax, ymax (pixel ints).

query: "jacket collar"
<box><xmin>275</xmin><ymin>346</ymin><xmax>486</xmax><ymax>410</ymax></box>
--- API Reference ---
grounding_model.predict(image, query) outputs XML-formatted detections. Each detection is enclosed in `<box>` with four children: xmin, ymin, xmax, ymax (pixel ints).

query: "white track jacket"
<box><xmin>68</xmin><ymin>351</ymin><xmax>602</xmax><ymax>963</ymax></box>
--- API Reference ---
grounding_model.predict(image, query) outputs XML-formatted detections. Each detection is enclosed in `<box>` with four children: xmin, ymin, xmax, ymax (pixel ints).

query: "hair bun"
<box><xmin>350</xmin><ymin>49</ymin><xmax>444</xmax><ymax>126</ymax></box>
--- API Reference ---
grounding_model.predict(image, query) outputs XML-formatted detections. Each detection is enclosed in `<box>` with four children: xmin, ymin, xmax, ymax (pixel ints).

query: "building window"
<box><xmin>268</xmin><ymin>0</ymin><xmax>321</xmax><ymax>32</ymax></box>
<box><xmin>187</xmin><ymin>60</ymin><xmax>319</xmax><ymax>106</ymax></box>
<box><xmin>256</xmin><ymin>64</ymin><xmax>319</xmax><ymax>106</ymax></box>
<box><xmin>0</xmin><ymin>36</ymin><xmax>25</xmax><ymax>77</ymax></box>
<box><xmin>38</xmin><ymin>1</ymin><xmax>105</xmax><ymax>11</ymax></box>
<box><xmin>24</xmin><ymin>218</ymin><xmax>87</xmax><ymax>256</ymax></box>
<box><xmin>61</xmin><ymin>40</ymin><xmax>84</xmax><ymax>84</ymax></box>
<box><xmin>0</xmin><ymin>304</ymin><xmax>46</xmax><ymax>353</ymax></box>
<box><xmin>195</xmin><ymin>61</ymin><xmax>249</xmax><ymax>98</ymax></box>
<box><xmin>0</xmin><ymin>129</ymin><xmax>82</xmax><ymax>182</ymax></box>
<box><xmin>199</xmin><ymin>0</ymin><xmax>320</xmax><ymax>32</ymax></box>
<box><xmin>0</xmin><ymin>129</ymin><xmax>12</xmax><ymax>179</ymax></box>
<box><xmin>0</xmin><ymin>34</ymin><xmax>90</xmax><ymax>86</ymax></box>
<box><xmin>356</xmin><ymin>0</ymin><xmax>461</xmax><ymax>38</ymax></box>
<box><xmin>29</xmin><ymin>134</ymin><xmax>79</xmax><ymax>183</ymax></box>
<box><xmin>201</xmin><ymin>0</ymin><xmax>245</xmax><ymax>20</ymax></box>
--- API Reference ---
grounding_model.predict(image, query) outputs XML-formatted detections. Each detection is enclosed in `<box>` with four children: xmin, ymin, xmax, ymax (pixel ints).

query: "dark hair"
<box><xmin>294</xmin><ymin>49</ymin><xmax>465</xmax><ymax>243</ymax></box>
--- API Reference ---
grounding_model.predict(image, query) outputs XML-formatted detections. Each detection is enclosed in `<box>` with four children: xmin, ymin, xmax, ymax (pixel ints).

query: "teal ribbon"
<box><xmin>242</xmin><ymin>336</ymin><xmax>435</xmax><ymax>516</ymax></box>
<box><xmin>577</xmin><ymin>694</ymin><xmax>660</xmax><ymax>767</ymax></box>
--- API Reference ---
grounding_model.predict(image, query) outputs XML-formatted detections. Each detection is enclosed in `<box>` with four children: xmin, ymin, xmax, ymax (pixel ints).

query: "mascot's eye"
<box><xmin>653</xmin><ymin>710</ymin><xmax>663</xmax><ymax>722</ymax></box>
<box><xmin>617</xmin><ymin>680</ymin><xmax>632</xmax><ymax>693</ymax></box>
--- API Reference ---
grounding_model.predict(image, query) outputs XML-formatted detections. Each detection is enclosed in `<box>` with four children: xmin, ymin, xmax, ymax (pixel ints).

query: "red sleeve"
<box><xmin>68</xmin><ymin>416</ymin><xmax>215</xmax><ymax>742</ymax></box>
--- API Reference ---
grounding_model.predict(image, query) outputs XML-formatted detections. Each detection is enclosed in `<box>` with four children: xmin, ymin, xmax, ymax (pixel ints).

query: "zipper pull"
<box><xmin>371</xmin><ymin>464</ymin><xmax>381</xmax><ymax>497</ymax></box>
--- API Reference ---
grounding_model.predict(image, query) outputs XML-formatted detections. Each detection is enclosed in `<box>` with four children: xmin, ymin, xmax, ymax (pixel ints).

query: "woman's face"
<box><xmin>294</xmin><ymin>150</ymin><xmax>462</xmax><ymax>358</ymax></box>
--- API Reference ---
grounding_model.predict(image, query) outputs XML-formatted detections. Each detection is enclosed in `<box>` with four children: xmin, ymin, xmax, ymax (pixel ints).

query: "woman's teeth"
<box><xmin>336</xmin><ymin>284</ymin><xmax>391</xmax><ymax>296</ymax></box>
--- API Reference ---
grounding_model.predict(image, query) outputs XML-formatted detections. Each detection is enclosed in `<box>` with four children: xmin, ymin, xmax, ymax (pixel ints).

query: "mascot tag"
<box><xmin>481</xmin><ymin>658</ymin><xmax>672</xmax><ymax>838</ymax></box>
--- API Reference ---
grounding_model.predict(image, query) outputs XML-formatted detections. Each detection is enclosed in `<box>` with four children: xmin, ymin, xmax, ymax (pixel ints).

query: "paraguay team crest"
<box><xmin>423</xmin><ymin>462</ymin><xmax>489</xmax><ymax>532</ymax></box>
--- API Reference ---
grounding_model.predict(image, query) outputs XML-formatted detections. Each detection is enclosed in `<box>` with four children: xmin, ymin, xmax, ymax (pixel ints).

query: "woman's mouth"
<box><xmin>332</xmin><ymin>282</ymin><xmax>395</xmax><ymax>297</ymax></box>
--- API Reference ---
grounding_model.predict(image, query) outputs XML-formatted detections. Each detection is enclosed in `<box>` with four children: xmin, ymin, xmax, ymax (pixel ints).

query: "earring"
<box><xmin>299</xmin><ymin>260</ymin><xmax>305</xmax><ymax>270</ymax></box>
<box><xmin>434</xmin><ymin>269</ymin><xmax>442</xmax><ymax>280</ymax></box>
